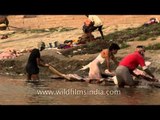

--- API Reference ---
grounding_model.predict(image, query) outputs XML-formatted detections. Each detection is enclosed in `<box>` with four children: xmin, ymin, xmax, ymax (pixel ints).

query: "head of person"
<box><xmin>136</xmin><ymin>45</ymin><xmax>145</xmax><ymax>57</ymax></box>
<box><xmin>38</xmin><ymin>41</ymin><xmax>45</xmax><ymax>51</ymax></box>
<box><xmin>85</xmin><ymin>14</ymin><xmax>89</xmax><ymax>17</ymax></box>
<box><xmin>109</xmin><ymin>43</ymin><xmax>120</xmax><ymax>54</ymax></box>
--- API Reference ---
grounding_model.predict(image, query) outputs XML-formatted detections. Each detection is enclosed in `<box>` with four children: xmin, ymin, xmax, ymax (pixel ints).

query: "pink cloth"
<box><xmin>133</xmin><ymin>61</ymin><xmax>151</xmax><ymax>76</ymax></box>
<box><xmin>0</xmin><ymin>52</ymin><xmax>16</xmax><ymax>60</ymax></box>
<box><xmin>133</xmin><ymin>69</ymin><xmax>145</xmax><ymax>76</ymax></box>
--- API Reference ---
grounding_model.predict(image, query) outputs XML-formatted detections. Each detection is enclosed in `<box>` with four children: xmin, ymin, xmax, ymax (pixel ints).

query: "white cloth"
<box><xmin>80</xmin><ymin>54</ymin><xmax>105</xmax><ymax>79</ymax></box>
<box><xmin>134</xmin><ymin>61</ymin><xmax>151</xmax><ymax>75</ymax></box>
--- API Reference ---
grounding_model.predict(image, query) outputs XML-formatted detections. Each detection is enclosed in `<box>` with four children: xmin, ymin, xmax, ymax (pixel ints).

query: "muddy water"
<box><xmin>0</xmin><ymin>75</ymin><xmax>160</xmax><ymax>105</ymax></box>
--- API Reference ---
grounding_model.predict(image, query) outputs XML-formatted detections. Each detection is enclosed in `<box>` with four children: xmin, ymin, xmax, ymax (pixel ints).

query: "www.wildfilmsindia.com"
<box><xmin>37</xmin><ymin>88</ymin><xmax>121</xmax><ymax>96</ymax></box>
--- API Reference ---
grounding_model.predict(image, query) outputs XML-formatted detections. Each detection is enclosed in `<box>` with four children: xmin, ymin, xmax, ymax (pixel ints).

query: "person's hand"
<box><xmin>104</xmin><ymin>69</ymin><xmax>115</xmax><ymax>76</ymax></box>
<box><xmin>45</xmin><ymin>63</ymin><xmax>49</xmax><ymax>67</ymax></box>
<box><xmin>152</xmin><ymin>78</ymin><xmax>159</xmax><ymax>82</ymax></box>
<box><xmin>105</xmin><ymin>69</ymin><xmax>112</xmax><ymax>74</ymax></box>
<box><xmin>150</xmin><ymin>75</ymin><xmax>155</xmax><ymax>80</ymax></box>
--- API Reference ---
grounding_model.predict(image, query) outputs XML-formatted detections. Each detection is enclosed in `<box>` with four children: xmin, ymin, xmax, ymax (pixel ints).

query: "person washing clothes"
<box><xmin>25</xmin><ymin>41</ymin><xmax>49</xmax><ymax>81</ymax></box>
<box><xmin>115</xmin><ymin>45</ymin><xmax>158</xmax><ymax>88</ymax></box>
<box><xmin>80</xmin><ymin>43</ymin><xmax>120</xmax><ymax>82</ymax></box>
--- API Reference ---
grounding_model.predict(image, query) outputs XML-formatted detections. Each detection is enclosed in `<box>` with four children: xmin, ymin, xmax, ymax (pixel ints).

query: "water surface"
<box><xmin>0</xmin><ymin>75</ymin><xmax>160</xmax><ymax>105</ymax></box>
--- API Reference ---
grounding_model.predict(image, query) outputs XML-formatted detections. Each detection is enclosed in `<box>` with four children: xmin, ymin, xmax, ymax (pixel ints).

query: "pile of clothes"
<box><xmin>143</xmin><ymin>18</ymin><xmax>159</xmax><ymax>26</ymax></box>
<box><xmin>0</xmin><ymin>48</ymin><xmax>22</xmax><ymax>60</ymax></box>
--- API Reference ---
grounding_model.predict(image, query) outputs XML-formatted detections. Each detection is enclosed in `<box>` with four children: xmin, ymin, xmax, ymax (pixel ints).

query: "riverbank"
<box><xmin>0</xmin><ymin>15</ymin><xmax>160</xmax><ymax>80</ymax></box>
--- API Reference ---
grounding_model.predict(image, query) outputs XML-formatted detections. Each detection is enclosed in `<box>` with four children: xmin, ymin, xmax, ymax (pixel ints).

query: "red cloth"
<box><xmin>84</xmin><ymin>19</ymin><xmax>92</xmax><ymax>26</ymax></box>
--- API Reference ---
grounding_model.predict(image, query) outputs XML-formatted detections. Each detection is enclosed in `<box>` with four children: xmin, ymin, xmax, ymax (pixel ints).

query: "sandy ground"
<box><xmin>1</xmin><ymin>15</ymin><xmax>160</xmax><ymax>50</ymax></box>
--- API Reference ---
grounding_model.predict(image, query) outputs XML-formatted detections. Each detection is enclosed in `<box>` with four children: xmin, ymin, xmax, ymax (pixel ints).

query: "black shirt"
<box><xmin>26</xmin><ymin>48</ymin><xmax>40</xmax><ymax>74</ymax></box>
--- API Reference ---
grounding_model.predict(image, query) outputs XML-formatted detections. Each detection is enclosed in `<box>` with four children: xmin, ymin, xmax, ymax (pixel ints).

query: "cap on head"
<box><xmin>38</xmin><ymin>41</ymin><xmax>45</xmax><ymax>51</ymax></box>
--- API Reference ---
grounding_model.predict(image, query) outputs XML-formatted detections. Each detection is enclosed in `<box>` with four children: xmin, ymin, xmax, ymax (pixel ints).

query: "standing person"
<box><xmin>0</xmin><ymin>16</ymin><xmax>9</xmax><ymax>30</ymax></box>
<box><xmin>25</xmin><ymin>41</ymin><xmax>49</xmax><ymax>81</ymax></box>
<box><xmin>82</xmin><ymin>17</ymin><xmax>95</xmax><ymax>42</ymax></box>
<box><xmin>80</xmin><ymin>43</ymin><xmax>120</xmax><ymax>82</ymax></box>
<box><xmin>115</xmin><ymin>45</ymin><xmax>157</xmax><ymax>88</ymax></box>
<box><xmin>86</xmin><ymin>15</ymin><xmax>104</xmax><ymax>40</ymax></box>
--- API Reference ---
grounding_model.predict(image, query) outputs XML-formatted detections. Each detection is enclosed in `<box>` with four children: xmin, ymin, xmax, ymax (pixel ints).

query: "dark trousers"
<box><xmin>83</xmin><ymin>25</ymin><xmax>104</xmax><ymax>39</ymax></box>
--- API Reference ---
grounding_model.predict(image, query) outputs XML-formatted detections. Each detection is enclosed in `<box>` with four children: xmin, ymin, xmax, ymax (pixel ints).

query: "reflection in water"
<box><xmin>0</xmin><ymin>76</ymin><xmax>160</xmax><ymax>105</ymax></box>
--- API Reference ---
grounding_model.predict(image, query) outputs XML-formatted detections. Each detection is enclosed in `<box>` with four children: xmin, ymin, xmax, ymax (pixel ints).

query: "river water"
<box><xmin>0</xmin><ymin>75</ymin><xmax>160</xmax><ymax>105</ymax></box>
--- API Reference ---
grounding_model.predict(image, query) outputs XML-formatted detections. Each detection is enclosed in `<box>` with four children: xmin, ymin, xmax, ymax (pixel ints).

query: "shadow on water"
<box><xmin>0</xmin><ymin>75</ymin><xmax>160</xmax><ymax>105</ymax></box>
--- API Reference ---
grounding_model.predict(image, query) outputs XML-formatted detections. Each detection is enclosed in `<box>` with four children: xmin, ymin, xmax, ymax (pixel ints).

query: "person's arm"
<box><xmin>36</xmin><ymin>58</ymin><xmax>49</xmax><ymax>67</ymax></box>
<box><xmin>102</xmin><ymin>50</ymin><xmax>111</xmax><ymax>72</ymax></box>
<box><xmin>139</xmin><ymin>59</ymin><xmax>154</xmax><ymax>79</ymax></box>
<box><xmin>143</xmin><ymin>67</ymin><xmax>155</xmax><ymax>78</ymax></box>
<box><xmin>106</xmin><ymin>56</ymin><xmax>110</xmax><ymax>72</ymax></box>
<box><xmin>101</xmin><ymin>49</ymin><xmax>112</xmax><ymax>72</ymax></box>
<box><xmin>143</xmin><ymin>67</ymin><xmax>159</xmax><ymax>82</ymax></box>
<box><xmin>137</xmin><ymin>55</ymin><xmax>155</xmax><ymax>79</ymax></box>
<box><xmin>39</xmin><ymin>58</ymin><xmax>44</xmax><ymax>62</ymax></box>
<box><xmin>130</xmin><ymin>70</ymin><xmax>141</xmax><ymax>78</ymax></box>
<box><xmin>110</xmin><ymin>55</ymin><xmax>119</xmax><ymax>66</ymax></box>
<box><xmin>90</xmin><ymin>21</ymin><xmax>94</xmax><ymax>26</ymax></box>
